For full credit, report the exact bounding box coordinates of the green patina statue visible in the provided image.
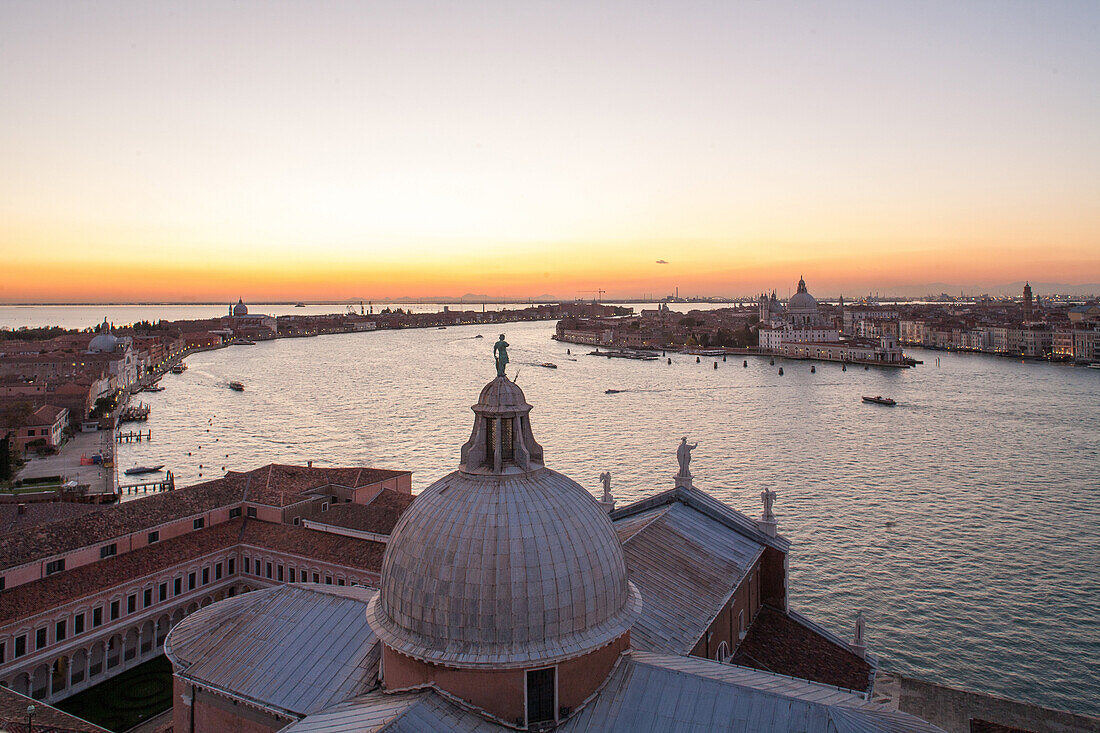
[493,334,509,377]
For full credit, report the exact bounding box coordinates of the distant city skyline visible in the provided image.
[2,1,1098,301]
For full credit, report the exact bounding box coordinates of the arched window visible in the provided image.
[715,641,729,663]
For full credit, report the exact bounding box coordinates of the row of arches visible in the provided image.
[2,552,238,675]
[2,587,238,703]
[242,553,376,588]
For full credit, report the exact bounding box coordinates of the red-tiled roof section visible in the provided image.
[0,502,105,535]
[0,521,242,623]
[30,404,67,424]
[0,519,388,623]
[730,605,872,693]
[0,474,247,572]
[0,464,410,571]
[310,490,416,535]
[237,464,410,507]
[0,686,109,732]
[239,520,387,572]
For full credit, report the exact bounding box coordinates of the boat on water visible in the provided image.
[170,364,187,374]
[229,381,245,391]
[125,464,164,476]
[145,384,165,392]
[588,350,658,361]
[605,389,623,394]
[1088,363,1100,370]
[862,395,896,406]
[235,339,256,345]
[295,302,306,307]
[474,334,484,339]
[539,363,557,369]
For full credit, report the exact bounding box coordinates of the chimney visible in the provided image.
[306,460,313,468]
[18,503,27,515]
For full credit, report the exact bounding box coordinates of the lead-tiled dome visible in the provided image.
[367,375,640,668]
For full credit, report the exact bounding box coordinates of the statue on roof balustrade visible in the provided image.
[676,437,697,479]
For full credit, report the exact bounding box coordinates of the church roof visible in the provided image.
[612,483,790,553]
[615,501,765,655]
[281,652,948,733]
[165,584,380,717]
[731,606,873,693]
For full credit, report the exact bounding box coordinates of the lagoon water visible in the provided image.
[6,308,1100,714]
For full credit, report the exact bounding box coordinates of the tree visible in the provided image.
[0,431,14,481]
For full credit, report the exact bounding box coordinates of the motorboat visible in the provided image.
[295,302,306,307]
[475,334,484,339]
[125,464,164,476]
[605,389,623,394]
[170,364,187,374]
[235,340,256,345]
[862,395,896,406]
[229,381,245,391]
[539,363,558,369]
[1088,363,1100,370]
[145,384,165,392]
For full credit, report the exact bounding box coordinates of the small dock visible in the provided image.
[117,429,152,443]
[119,403,151,422]
[118,471,175,496]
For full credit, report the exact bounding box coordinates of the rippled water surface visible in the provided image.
[9,309,1099,714]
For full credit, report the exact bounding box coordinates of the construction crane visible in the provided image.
[576,289,605,302]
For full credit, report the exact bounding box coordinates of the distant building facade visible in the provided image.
[759,278,905,365]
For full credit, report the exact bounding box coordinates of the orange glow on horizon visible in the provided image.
[2,2,1099,302]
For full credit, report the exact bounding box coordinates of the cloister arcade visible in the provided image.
[1,586,239,704]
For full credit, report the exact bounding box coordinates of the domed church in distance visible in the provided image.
[165,344,946,732]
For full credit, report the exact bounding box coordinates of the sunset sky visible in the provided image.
[2,1,1098,302]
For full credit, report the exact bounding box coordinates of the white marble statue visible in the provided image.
[599,471,612,501]
[851,610,867,658]
[761,488,777,522]
[676,438,697,478]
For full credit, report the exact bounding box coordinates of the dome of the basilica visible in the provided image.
[368,467,639,667]
[88,319,119,353]
[367,374,640,668]
[233,298,248,316]
[788,277,818,312]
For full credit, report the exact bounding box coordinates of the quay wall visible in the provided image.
[875,671,1100,733]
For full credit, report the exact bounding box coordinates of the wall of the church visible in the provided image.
[382,632,630,728]
[691,556,762,661]
[760,546,788,612]
[173,676,292,733]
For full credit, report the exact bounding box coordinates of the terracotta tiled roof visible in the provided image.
[0,521,242,623]
[0,675,109,732]
[730,605,872,692]
[0,518,388,624]
[0,475,247,572]
[234,464,410,507]
[308,490,415,535]
[239,519,387,572]
[0,464,409,571]
[29,404,67,424]
[0,502,105,535]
